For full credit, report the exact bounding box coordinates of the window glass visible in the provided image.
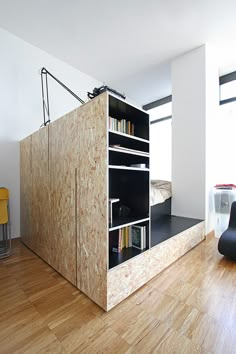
[220,80,236,102]
[149,102,172,122]
[150,119,172,181]
[215,101,236,182]
[148,101,172,181]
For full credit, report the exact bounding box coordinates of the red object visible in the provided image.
[214,184,236,189]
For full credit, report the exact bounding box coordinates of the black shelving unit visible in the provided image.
[108,94,150,269]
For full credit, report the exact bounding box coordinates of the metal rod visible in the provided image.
[220,97,236,105]
[40,67,85,127]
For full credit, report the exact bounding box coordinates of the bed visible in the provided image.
[151,180,172,220]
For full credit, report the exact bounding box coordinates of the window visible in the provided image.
[143,97,172,181]
[220,71,236,105]
[215,101,236,182]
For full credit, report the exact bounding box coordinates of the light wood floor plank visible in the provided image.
[1,235,236,353]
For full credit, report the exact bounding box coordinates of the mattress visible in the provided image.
[150,180,172,206]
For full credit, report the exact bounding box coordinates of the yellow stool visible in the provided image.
[0,188,11,258]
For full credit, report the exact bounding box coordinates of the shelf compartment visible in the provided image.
[109,169,149,224]
[109,220,150,269]
[109,147,149,158]
[109,95,149,140]
[109,246,148,270]
[109,216,150,231]
[109,149,149,167]
[109,130,149,144]
[109,131,149,154]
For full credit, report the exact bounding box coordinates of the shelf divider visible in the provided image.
[109,129,149,144]
[109,165,149,172]
[109,217,150,232]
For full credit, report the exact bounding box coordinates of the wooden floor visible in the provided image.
[1,236,236,354]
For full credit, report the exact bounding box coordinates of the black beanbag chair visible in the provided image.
[218,201,236,260]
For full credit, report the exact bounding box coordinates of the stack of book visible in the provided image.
[109,116,134,136]
[131,225,146,250]
[112,227,131,253]
[112,225,146,253]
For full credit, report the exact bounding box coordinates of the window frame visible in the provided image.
[220,71,236,105]
[143,71,236,108]
[143,95,172,125]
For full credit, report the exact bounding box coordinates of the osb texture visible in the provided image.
[78,93,108,310]
[50,110,79,285]
[31,126,52,262]
[20,135,33,248]
[107,221,205,310]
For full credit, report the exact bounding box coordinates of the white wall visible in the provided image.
[171,45,219,226]
[205,47,220,232]
[0,27,102,238]
[212,103,236,183]
[172,46,206,219]
[0,142,20,238]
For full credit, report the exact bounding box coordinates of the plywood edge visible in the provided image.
[107,221,205,310]
[77,93,108,311]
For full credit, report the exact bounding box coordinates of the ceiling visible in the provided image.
[0,0,236,105]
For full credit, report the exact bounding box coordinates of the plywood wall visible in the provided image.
[78,93,108,310]
[21,94,109,310]
[31,126,51,261]
[20,135,32,248]
[50,110,79,285]
[107,221,205,310]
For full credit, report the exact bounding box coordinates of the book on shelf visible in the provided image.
[111,226,131,253]
[130,225,146,250]
[112,229,121,253]
[109,116,134,136]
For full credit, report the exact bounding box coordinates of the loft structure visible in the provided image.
[20,92,205,311]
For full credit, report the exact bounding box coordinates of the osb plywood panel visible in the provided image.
[20,135,32,247]
[50,109,79,285]
[107,221,205,310]
[78,93,108,310]
[31,126,52,262]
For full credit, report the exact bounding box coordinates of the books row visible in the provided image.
[109,116,134,136]
[111,225,147,253]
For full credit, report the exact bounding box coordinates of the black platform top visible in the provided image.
[151,215,203,247]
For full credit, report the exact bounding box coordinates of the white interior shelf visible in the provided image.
[109,129,149,144]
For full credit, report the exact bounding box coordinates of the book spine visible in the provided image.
[129,226,132,247]
[125,227,129,248]
[141,228,144,250]
[143,227,146,249]
[122,119,125,133]
[131,123,134,136]
[118,229,122,252]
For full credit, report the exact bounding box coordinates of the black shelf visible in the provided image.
[109,131,150,153]
[109,216,149,231]
[109,130,149,145]
[109,247,148,269]
[151,215,203,247]
[108,94,150,269]
[109,95,149,140]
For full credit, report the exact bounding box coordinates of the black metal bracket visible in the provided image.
[40,67,85,127]
[87,85,126,100]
